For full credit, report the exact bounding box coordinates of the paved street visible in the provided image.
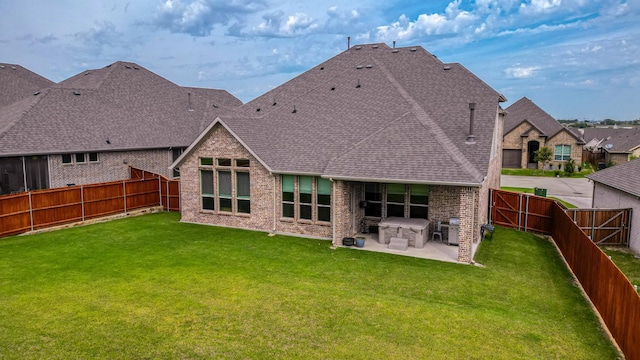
[500,175,594,208]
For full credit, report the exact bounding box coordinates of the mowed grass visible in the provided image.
[602,246,640,293]
[0,213,618,359]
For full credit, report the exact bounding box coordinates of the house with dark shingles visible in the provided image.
[587,159,640,255]
[0,61,241,195]
[171,43,506,263]
[0,63,54,108]
[502,97,584,169]
[597,127,640,165]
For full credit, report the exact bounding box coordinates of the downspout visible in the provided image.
[21,156,27,191]
[331,178,336,245]
[272,174,277,232]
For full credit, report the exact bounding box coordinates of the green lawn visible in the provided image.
[601,246,640,293]
[0,213,618,359]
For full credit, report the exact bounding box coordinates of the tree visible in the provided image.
[564,158,575,176]
[534,147,553,171]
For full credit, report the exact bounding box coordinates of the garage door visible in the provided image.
[502,149,522,168]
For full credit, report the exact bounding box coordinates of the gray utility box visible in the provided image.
[447,217,460,245]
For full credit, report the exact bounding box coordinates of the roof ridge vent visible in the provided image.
[73,90,81,96]
[392,49,399,53]
[33,91,40,96]
[410,47,417,52]
[125,65,132,69]
[11,66,16,70]
[372,45,379,49]
[355,45,362,50]
[0,65,5,69]
[443,65,451,70]
[366,64,373,69]
[356,65,363,69]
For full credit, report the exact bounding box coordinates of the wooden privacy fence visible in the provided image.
[490,189,631,246]
[0,167,179,238]
[552,205,640,360]
[490,189,639,360]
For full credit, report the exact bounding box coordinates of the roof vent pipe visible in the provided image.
[393,40,396,48]
[466,103,476,144]
[347,36,351,49]
[188,92,194,111]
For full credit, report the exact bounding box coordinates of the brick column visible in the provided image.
[332,180,351,246]
[457,186,476,263]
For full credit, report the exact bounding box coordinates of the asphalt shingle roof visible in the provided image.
[0,61,241,156]
[202,43,505,185]
[603,126,640,153]
[587,159,640,197]
[0,63,54,108]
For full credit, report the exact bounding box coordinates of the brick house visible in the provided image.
[502,97,584,169]
[587,159,640,255]
[0,61,241,194]
[172,43,506,263]
[597,127,640,165]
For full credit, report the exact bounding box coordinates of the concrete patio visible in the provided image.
[339,233,462,263]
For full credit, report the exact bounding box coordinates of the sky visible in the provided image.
[1,0,639,121]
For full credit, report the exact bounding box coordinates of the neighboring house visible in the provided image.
[0,63,54,108]
[587,159,640,255]
[172,43,506,263]
[502,97,584,168]
[598,127,640,165]
[0,61,241,194]
[581,127,634,167]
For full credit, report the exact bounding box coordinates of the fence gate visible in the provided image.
[565,208,632,246]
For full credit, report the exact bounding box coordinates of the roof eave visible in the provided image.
[321,174,484,187]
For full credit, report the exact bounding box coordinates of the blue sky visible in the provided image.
[1,0,638,120]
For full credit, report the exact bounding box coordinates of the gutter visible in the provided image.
[320,174,484,188]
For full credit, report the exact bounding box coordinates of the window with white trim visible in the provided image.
[554,144,571,161]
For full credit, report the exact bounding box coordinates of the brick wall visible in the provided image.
[546,130,582,167]
[179,124,275,232]
[179,123,333,239]
[49,149,173,188]
[503,124,582,169]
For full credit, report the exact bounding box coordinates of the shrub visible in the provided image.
[564,158,576,176]
[554,170,561,177]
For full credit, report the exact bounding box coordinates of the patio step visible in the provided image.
[388,237,409,251]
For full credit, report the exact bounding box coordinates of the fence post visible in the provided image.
[518,193,523,231]
[166,180,170,211]
[524,195,529,232]
[488,188,493,225]
[81,185,85,222]
[28,191,34,232]
[123,181,127,214]
[158,176,163,209]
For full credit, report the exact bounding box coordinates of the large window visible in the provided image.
[200,170,214,210]
[363,183,429,219]
[236,172,250,214]
[409,184,429,219]
[299,176,313,220]
[386,183,405,217]
[281,175,331,223]
[218,170,232,212]
[198,157,250,214]
[364,183,382,217]
[282,175,295,218]
[317,178,331,222]
[554,144,571,161]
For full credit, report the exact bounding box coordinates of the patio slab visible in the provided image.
[341,233,461,263]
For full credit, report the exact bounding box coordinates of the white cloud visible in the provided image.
[519,0,562,15]
[373,1,477,42]
[505,65,542,78]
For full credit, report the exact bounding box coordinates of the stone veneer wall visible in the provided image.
[503,123,582,169]
[49,149,173,188]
